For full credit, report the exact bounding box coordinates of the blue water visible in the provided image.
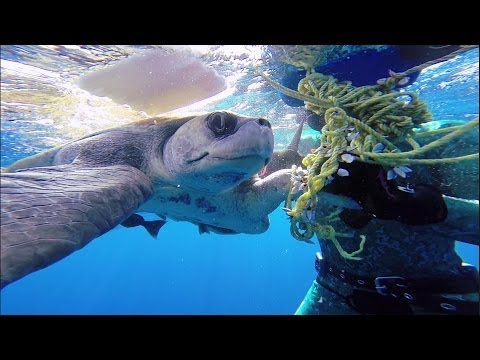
[0,210,316,314]
[0,46,478,314]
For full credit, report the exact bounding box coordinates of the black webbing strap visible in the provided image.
[315,253,480,315]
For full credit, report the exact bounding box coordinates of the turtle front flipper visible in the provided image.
[0,164,153,289]
[252,169,292,216]
[253,169,363,216]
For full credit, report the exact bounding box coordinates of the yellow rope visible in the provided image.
[314,224,366,260]
[288,108,348,219]
[361,118,479,161]
[257,70,432,141]
[255,69,333,108]
[258,47,479,260]
[385,153,479,165]
[413,124,465,138]
[406,135,421,150]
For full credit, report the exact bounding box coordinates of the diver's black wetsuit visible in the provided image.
[296,161,479,315]
[275,45,479,314]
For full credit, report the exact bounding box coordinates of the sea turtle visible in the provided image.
[1,111,295,289]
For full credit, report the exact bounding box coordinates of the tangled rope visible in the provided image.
[256,45,479,260]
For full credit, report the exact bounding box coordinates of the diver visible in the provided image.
[274,45,479,315]
[295,160,479,315]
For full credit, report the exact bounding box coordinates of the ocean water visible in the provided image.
[0,45,478,314]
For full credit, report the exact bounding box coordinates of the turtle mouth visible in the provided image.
[187,152,209,163]
[188,152,270,166]
[212,154,270,166]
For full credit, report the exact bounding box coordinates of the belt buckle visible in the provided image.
[375,276,408,296]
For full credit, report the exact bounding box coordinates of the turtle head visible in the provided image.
[163,111,273,193]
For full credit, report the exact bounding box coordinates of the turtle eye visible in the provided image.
[207,112,237,136]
